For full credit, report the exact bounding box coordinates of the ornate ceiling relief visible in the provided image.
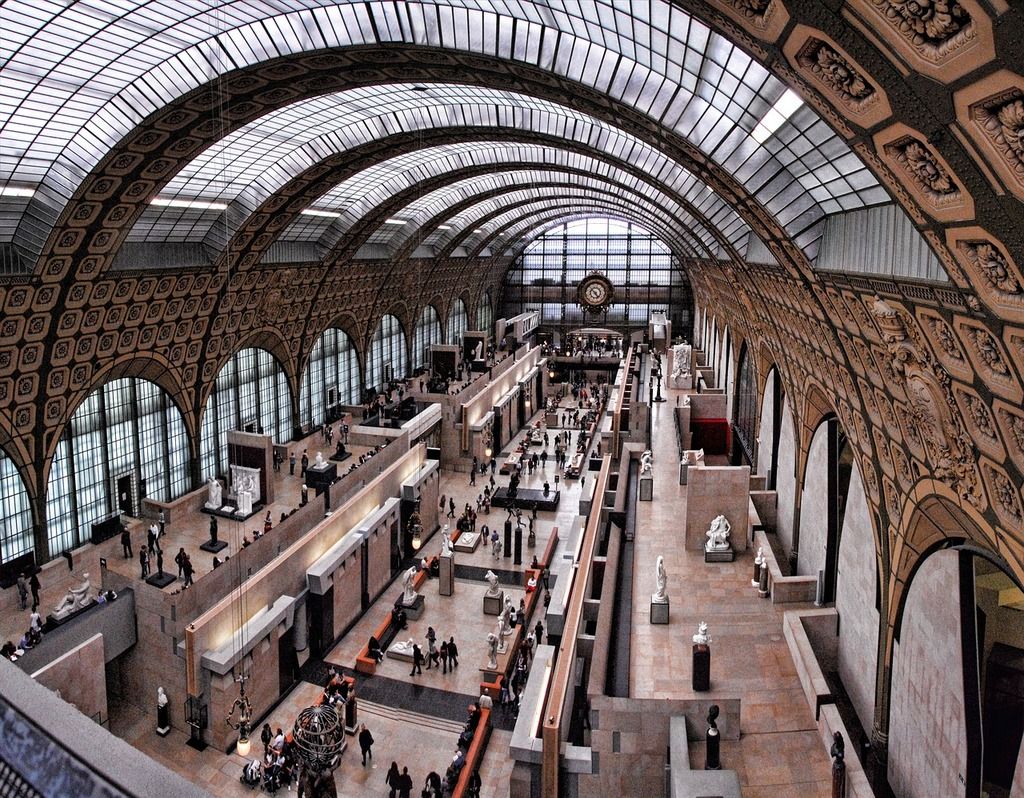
[947,232,1024,323]
[953,385,1005,460]
[994,401,1024,474]
[954,319,1022,402]
[708,0,789,40]
[872,297,983,508]
[963,84,1024,197]
[981,459,1024,533]
[876,127,973,221]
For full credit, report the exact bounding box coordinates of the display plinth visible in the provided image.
[639,475,653,501]
[705,728,721,770]
[704,545,735,563]
[650,598,669,624]
[692,644,711,692]
[344,697,358,736]
[146,572,176,588]
[453,532,480,553]
[439,554,454,597]
[199,539,228,553]
[398,594,425,620]
[483,592,504,615]
[305,462,337,492]
[156,703,170,737]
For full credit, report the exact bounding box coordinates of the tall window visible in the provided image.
[0,449,33,565]
[46,378,190,558]
[200,348,291,478]
[446,298,468,343]
[502,217,692,336]
[733,343,758,466]
[366,314,408,392]
[412,306,442,369]
[477,292,494,332]
[300,328,361,430]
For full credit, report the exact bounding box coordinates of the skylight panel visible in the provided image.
[751,89,804,144]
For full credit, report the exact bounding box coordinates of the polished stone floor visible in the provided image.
[630,383,832,798]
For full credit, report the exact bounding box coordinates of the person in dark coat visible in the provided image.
[358,724,374,765]
[410,644,423,676]
[120,525,132,558]
[398,766,413,798]
[447,637,459,668]
[29,571,40,610]
[385,762,401,798]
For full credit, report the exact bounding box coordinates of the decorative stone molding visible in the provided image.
[872,298,982,507]
[946,229,1024,324]
[953,318,1021,402]
[956,72,1024,200]
[785,28,891,127]
[953,384,1004,461]
[875,125,973,221]
[993,400,1024,475]
[916,308,973,383]
[851,0,991,82]
[981,459,1023,532]
[706,0,790,41]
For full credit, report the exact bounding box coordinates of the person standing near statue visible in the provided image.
[29,571,40,611]
[300,449,309,478]
[120,524,132,558]
[158,509,166,538]
[289,451,296,475]
[139,548,150,578]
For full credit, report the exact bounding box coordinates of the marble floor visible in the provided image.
[630,382,832,796]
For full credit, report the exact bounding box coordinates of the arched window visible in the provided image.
[733,343,757,465]
[412,305,442,369]
[0,449,33,565]
[477,292,494,332]
[46,378,189,558]
[366,315,408,391]
[200,348,291,478]
[300,328,361,430]
[447,298,468,343]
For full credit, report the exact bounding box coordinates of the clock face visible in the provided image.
[578,274,614,312]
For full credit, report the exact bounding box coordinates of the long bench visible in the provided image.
[452,707,492,798]
[355,557,438,674]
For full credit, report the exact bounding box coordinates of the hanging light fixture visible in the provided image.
[226,672,253,756]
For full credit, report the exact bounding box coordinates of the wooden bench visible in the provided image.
[452,708,492,798]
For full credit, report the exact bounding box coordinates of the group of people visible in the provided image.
[243,724,298,793]
[408,626,460,676]
[2,600,44,660]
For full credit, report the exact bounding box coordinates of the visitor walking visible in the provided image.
[425,627,437,670]
[16,573,28,610]
[358,724,374,765]
[300,449,309,477]
[121,525,132,558]
[448,636,459,668]
[398,766,413,798]
[289,451,296,475]
[385,762,401,798]
[29,571,40,610]
[439,639,450,674]
[410,644,423,676]
[182,555,194,587]
[140,548,149,578]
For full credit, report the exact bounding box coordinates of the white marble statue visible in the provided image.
[236,490,252,517]
[205,477,222,509]
[474,340,484,361]
[402,566,419,605]
[652,556,668,603]
[705,515,732,550]
[639,450,653,475]
[157,686,168,708]
[314,451,326,469]
[441,524,453,557]
[484,569,501,598]
[390,638,416,657]
[692,621,711,646]
[52,572,93,620]
[486,632,499,670]
[684,448,704,465]
[754,546,764,566]
[498,596,514,637]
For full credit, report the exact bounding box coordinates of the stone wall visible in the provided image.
[797,422,829,578]
[889,549,966,798]
[31,633,108,726]
[775,402,797,560]
[835,467,878,737]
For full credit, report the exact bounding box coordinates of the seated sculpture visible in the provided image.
[314,451,326,469]
[52,572,93,620]
[705,515,731,550]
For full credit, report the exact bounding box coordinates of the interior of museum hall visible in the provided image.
[3,2,1024,797]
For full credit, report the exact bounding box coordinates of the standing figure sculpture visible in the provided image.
[498,596,514,637]
[652,556,668,603]
[401,566,418,605]
[441,524,453,557]
[206,477,222,509]
[484,570,501,598]
[705,515,731,550]
[486,633,499,670]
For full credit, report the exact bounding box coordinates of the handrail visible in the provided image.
[611,346,634,455]
[540,455,611,798]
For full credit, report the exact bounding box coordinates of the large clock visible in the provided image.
[577,273,614,314]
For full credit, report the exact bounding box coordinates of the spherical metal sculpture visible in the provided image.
[292,704,344,772]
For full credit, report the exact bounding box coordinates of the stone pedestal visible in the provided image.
[704,544,735,563]
[504,520,512,559]
[146,571,176,589]
[483,591,504,615]
[156,703,170,737]
[692,644,711,692]
[752,560,762,587]
[514,525,523,565]
[639,475,653,501]
[705,728,721,770]
[758,566,770,599]
[650,598,669,624]
[344,697,358,736]
[399,594,425,620]
[200,539,227,553]
[439,554,454,597]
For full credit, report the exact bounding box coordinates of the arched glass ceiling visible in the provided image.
[274,142,739,256]
[2,1,887,264]
[128,89,749,253]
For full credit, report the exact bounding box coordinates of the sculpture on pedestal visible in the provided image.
[639,450,653,474]
[441,525,453,557]
[705,515,731,550]
[486,633,499,670]
[314,451,326,469]
[498,597,513,637]
[692,621,711,645]
[652,556,668,603]
[237,490,253,517]
[401,566,418,605]
[206,477,222,509]
[484,570,501,598]
[752,546,764,587]
[157,686,170,735]
[52,572,94,619]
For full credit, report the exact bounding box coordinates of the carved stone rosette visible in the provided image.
[871,298,982,508]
